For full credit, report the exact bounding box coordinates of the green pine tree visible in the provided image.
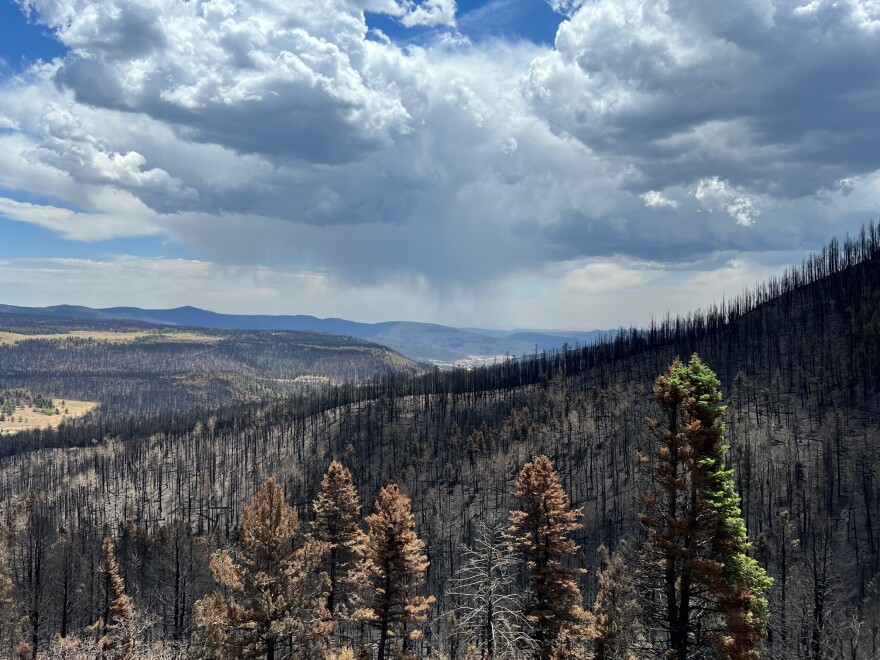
[639,355,772,659]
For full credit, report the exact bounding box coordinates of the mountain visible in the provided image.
[1,227,878,658]
[0,227,879,657]
[0,311,422,414]
[0,303,609,362]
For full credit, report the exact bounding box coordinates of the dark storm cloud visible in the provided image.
[1,0,878,288]
[525,0,880,199]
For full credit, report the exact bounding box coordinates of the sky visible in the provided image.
[0,0,877,329]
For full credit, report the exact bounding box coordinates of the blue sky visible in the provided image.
[0,1,66,72]
[0,0,877,328]
[366,0,561,44]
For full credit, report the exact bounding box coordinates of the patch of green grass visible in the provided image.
[33,407,58,416]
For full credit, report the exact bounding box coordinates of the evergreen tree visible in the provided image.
[193,477,332,660]
[639,355,772,660]
[508,455,587,660]
[313,460,362,619]
[588,542,640,660]
[86,537,135,660]
[354,483,434,660]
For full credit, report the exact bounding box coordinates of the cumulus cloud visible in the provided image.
[641,190,678,209]
[26,103,197,210]
[0,0,878,315]
[23,0,417,164]
[398,0,457,27]
[525,0,880,197]
[694,177,761,227]
[544,0,584,16]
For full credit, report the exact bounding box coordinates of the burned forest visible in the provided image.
[0,226,879,659]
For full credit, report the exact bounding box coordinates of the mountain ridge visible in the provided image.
[0,303,608,362]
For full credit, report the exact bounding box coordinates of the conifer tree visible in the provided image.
[508,455,587,660]
[639,355,772,660]
[313,461,362,619]
[354,483,434,660]
[86,537,135,660]
[589,543,639,660]
[193,477,332,660]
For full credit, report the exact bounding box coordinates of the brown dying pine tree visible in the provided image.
[639,355,772,660]
[588,542,640,660]
[313,460,362,620]
[508,455,588,660]
[86,536,135,660]
[354,483,434,660]
[193,477,333,660]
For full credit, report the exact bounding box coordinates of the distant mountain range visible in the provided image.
[0,304,610,363]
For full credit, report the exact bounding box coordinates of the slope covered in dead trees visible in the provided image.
[0,317,422,416]
[0,225,878,657]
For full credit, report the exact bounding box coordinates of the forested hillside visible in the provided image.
[0,226,878,658]
[0,304,609,364]
[0,317,422,415]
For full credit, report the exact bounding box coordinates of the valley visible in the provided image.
[0,304,610,364]
[2,0,876,655]
[0,315,422,416]
[0,228,877,658]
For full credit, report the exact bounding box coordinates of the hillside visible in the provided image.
[0,227,878,658]
[0,314,422,414]
[0,303,609,363]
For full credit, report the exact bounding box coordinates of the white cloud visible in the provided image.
[0,0,878,318]
[0,255,450,323]
[562,260,659,293]
[0,253,796,328]
[24,0,415,164]
[641,190,679,208]
[694,177,761,227]
[27,103,197,209]
[545,0,584,16]
[524,0,880,199]
[0,197,162,240]
[399,0,457,27]
[794,0,880,29]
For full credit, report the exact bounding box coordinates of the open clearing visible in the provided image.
[0,330,218,345]
[0,399,99,435]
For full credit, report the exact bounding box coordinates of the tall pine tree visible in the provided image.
[508,455,587,660]
[588,542,640,660]
[86,537,135,660]
[313,461,362,620]
[354,483,433,660]
[193,477,332,660]
[639,355,772,659]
